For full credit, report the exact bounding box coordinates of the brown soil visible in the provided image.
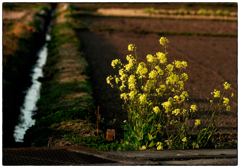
[75,16,237,144]
[81,17,237,35]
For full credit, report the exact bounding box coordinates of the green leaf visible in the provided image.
[124,132,129,141]
[136,122,141,134]
[121,125,129,131]
[142,123,148,133]
[132,129,138,137]
[148,141,155,148]
[135,141,142,148]
[130,135,137,143]
[147,115,154,123]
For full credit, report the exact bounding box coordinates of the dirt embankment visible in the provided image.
[76,16,237,143]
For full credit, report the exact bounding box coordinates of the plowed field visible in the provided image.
[76,16,237,143]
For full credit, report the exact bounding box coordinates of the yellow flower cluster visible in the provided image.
[111,59,122,69]
[139,94,147,104]
[136,62,148,79]
[181,91,189,97]
[172,60,187,69]
[174,95,180,101]
[172,109,180,116]
[156,84,167,95]
[195,119,201,126]
[153,106,160,114]
[126,54,133,61]
[128,75,136,90]
[159,37,169,46]
[223,97,229,106]
[120,93,128,100]
[106,75,114,88]
[166,73,179,85]
[166,64,174,72]
[156,142,163,150]
[182,137,187,142]
[223,82,231,90]
[119,83,126,91]
[155,66,164,76]
[156,52,167,63]
[181,61,187,69]
[128,44,135,51]
[190,105,197,112]
[211,89,220,98]
[178,80,184,90]
[146,54,155,63]
[142,80,155,92]
[115,76,120,84]
[180,73,188,81]
[118,69,123,75]
[124,62,133,71]
[129,90,137,100]
[174,60,182,68]
[141,145,146,150]
[149,70,158,79]
[162,101,172,113]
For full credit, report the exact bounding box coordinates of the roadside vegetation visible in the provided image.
[106,38,236,150]
[145,8,237,17]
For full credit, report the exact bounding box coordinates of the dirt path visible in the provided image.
[76,29,237,142]
[81,17,237,35]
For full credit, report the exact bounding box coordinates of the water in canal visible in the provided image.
[13,33,51,143]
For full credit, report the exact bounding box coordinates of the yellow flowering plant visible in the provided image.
[106,37,234,150]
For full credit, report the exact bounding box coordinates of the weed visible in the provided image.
[143,7,155,15]
[106,37,234,150]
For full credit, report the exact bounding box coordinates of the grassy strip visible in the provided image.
[144,8,237,17]
[23,4,115,149]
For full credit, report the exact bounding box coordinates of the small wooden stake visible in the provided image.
[106,129,115,141]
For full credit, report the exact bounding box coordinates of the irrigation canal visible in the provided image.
[13,32,50,144]
[3,7,55,148]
